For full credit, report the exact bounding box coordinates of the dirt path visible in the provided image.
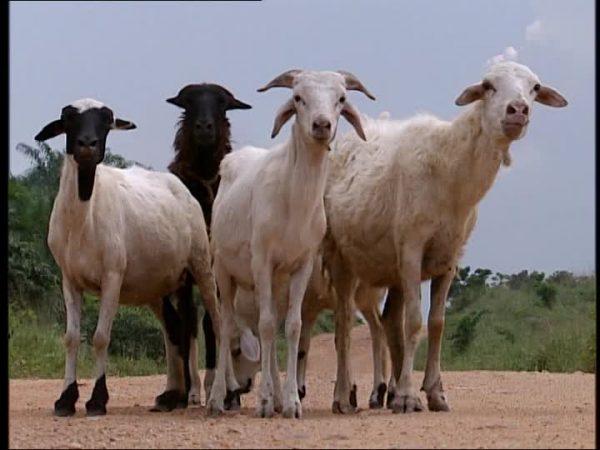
[9,326,595,449]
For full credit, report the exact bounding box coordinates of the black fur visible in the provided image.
[85,374,109,416]
[166,84,251,377]
[54,381,79,417]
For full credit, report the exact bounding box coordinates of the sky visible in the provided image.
[9,0,595,292]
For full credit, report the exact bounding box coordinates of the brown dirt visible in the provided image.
[9,325,596,449]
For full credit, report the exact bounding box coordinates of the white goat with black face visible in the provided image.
[324,61,568,414]
[35,99,220,417]
[207,70,375,418]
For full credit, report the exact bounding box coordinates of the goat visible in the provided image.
[35,98,220,417]
[324,61,568,414]
[159,83,251,411]
[207,69,374,419]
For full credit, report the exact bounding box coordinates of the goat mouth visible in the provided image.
[501,121,527,140]
[311,133,332,144]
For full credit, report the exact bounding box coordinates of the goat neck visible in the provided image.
[283,123,330,216]
[446,103,509,210]
[55,156,95,227]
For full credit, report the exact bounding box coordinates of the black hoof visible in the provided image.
[54,381,79,417]
[369,382,387,409]
[298,385,306,401]
[150,389,185,412]
[85,375,109,416]
[349,384,357,408]
[85,401,107,416]
[224,389,241,411]
[386,389,395,409]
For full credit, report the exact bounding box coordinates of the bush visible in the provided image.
[536,283,557,308]
[81,298,165,363]
[449,310,487,354]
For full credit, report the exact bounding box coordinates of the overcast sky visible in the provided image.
[9,1,595,281]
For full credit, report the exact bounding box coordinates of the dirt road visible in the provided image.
[9,326,595,449]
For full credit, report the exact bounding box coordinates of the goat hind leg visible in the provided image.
[421,272,454,412]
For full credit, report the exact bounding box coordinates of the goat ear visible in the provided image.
[535,85,568,107]
[270,98,296,138]
[341,101,367,141]
[455,83,486,106]
[240,328,260,362]
[337,70,376,100]
[226,97,252,111]
[35,119,65,141]
[112,118,137,130]
[257,69,302,92]
[166,95,187,109]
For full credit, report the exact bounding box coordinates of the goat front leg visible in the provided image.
[253,255,277,418]
[86,271,122,416]
[206,261,236,416]
[421,270,454,412]
[330,253,359,414]
[282,258,313,418]
[54,276,83,417]
[391,251,425,414]
[296,307,319,403]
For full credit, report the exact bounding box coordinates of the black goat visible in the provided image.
[153,83,251,412]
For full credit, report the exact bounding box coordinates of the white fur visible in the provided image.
[70,98,105,112]
[324,61,568,413]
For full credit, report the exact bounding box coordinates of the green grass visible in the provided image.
[9,276,596,379]
[413,277,596,373]
[9,305,166,379]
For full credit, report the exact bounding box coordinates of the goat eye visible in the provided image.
[231,348,241,358]
[339,96,346,104]
[294,95,302,103]
[533,83,541,92]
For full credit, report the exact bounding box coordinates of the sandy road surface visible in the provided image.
[9,326,595,449]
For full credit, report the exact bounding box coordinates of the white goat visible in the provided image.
[207,70,375,418]
[324,61,568,414]
[35,99,220,416]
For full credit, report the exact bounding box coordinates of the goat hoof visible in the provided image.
[426,393,450,412]
[282,401,302,419]
[85,402,107,416]
[206,398,224,417]
[349,384,358,408]
[54,381,79,417]
[85,375,109,416]
[256,398,275,418]
[385,389,395,409]
[150,389,181,412]
[224,389,241,411]
[369,382,387,409]
[188,390,201,406]
[298,385,306,401]
[331,400,356,415]
[391,394,424,414]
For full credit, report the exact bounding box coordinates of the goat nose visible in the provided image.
[312,118,331,131]
[506,101,529,116]
[77,136,98,147]
[196,120,213,131]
